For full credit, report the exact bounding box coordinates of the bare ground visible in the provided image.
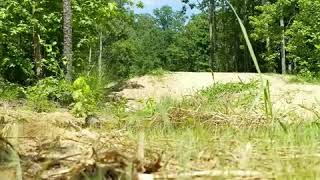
[1,72,320,179]
[119,72,320,119]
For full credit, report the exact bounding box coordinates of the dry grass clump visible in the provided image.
[168,107,267,128]
[0,109,163,180]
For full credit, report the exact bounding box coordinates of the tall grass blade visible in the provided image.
[263,80,273,120]
[224,0,261,75]
[225,0,275,120]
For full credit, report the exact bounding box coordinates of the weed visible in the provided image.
[26,93,57,112]
[287,74,320,84]
[198,81,258,114]
[71,76,100,117]
[147,68,169,77]
[25,77,73,112]
[0,81,25,101]
[263,80,273,120]
[200,81,257,99]
[110,98,128,121]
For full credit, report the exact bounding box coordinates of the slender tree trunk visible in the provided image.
[33,32,42,78]
[63,0,73,81]
[222,1,228,72]
[98,31,103,79]
[280,15,286,74]
[88,46,92,65]
[288,62,292,73]
[262,0,271,71]
[243,0,249,72]
[208,0,216,76]
[213,0,217,71]
[32,3,42,78]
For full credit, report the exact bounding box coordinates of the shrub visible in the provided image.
[71,76,99,117]
[0,80,25,101]
[26,77,73,112]
[24,76,103,115]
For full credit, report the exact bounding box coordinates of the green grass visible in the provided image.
[0,82,25,101]
[99,81,320,178]
[147,68,169,77]
[1,79,320,178]
[287,75,320,84]
[142,123,320,178]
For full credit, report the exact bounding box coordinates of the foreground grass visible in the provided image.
[142,123,320,179]
[1,81,320,179]
[103,81,320,179]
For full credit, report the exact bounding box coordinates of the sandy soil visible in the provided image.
[119,72,320,119]
[1,73,320,179]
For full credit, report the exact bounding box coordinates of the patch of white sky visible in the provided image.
[133,0,200,17]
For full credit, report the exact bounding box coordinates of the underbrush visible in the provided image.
[25,76,106,116]
[26,77,72,112]
[0,75,107,116]
[0,81,25,101]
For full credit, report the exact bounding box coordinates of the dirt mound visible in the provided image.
[118,72,320,119]
[118,72,256,101]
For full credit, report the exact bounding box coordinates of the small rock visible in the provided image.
[84,114,101,128]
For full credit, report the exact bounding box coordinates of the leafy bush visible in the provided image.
[26,77,73,112]
[71,76,100,117]
[24,76,102,115]
[0,80,25,101]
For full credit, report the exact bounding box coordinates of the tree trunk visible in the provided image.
[280,15,286,74]
[88,46,92,65]
[33,32,42,78]
[208,0,216,74]
[262,0,271,67]
[63,0,73,81]
[222,1,228,72]
[243,0,249,72]
[98,31,103,79]
[32,3,42,78]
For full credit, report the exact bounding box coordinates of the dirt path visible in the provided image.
[119,72,320,119]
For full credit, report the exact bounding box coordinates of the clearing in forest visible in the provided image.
[120,72,320,119]
[1,72,320,179]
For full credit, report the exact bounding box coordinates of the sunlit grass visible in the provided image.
[101,81,320,178]
[287,75,320,84]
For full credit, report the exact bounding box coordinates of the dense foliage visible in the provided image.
[1,0,320,83]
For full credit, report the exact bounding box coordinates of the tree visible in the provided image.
[250,0,296,73]
[154,5,186,31]
[167,13,209,71]
[286,0,320,76]
[0,0,63,84]
[63,0,73,81]
[208,0,217,73]
[280,12,286,74]
[181,0,217,72]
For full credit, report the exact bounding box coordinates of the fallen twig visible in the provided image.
[152,170,265,179]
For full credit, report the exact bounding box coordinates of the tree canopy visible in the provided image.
[1,0,320,84]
